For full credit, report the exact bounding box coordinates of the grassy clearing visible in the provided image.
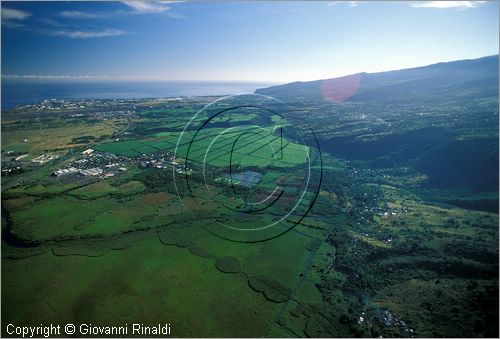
[6,182,80,196]
[2,119,123,153]
[94,136,178,157]
[69,180,145,199]
[185,127,308,168]
[171,222,311,286]
[1,237,280,337]
[9,192,173,241]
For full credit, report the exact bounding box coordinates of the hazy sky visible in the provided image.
[1,1,498,83]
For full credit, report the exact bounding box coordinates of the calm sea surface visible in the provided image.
[1,81,277,110]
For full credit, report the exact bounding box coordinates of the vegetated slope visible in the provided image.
[255,55,499,103]
[256,55,499,211]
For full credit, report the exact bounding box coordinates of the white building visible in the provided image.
[81,149,94,156]
[79,168,103,176]
[53,167,79,176]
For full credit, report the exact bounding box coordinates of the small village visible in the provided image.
[49,147,190,183]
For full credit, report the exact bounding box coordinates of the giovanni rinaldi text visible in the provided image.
[6,323,172,337]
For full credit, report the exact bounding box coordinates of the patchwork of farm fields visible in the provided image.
[95,126,309,168]
[2,90,498,338]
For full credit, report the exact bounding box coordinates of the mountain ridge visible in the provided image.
[255,55,499,103]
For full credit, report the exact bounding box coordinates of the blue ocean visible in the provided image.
[1,80,276,110]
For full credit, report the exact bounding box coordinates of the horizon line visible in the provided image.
[2,53,498,84]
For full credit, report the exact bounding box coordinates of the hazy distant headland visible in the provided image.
[1,80,278,110]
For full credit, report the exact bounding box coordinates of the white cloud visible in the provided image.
[49,29,127,39]
[2,8,31,20]
[166,11,187,19]
[122,0,172,13]
[2,7,31,28]
[411,1,487,9]
[327,1,359,7]
[59,10,103,19]
[2,20,25,28]
[39,18,68,28]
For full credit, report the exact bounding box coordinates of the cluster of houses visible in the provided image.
[52,149,120,178]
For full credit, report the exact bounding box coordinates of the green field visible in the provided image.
[2,88,498,338]
[95,126,309,168]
